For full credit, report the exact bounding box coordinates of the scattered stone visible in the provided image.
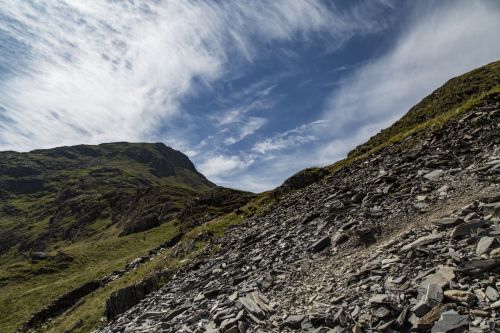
[310,235,331,253]
[238,292,272,322]
[413,284,444,317]
[369,294,388,304]
[414,304,449,331]
[423,170,444,180]
[491,248,500,259]
[451,220,486,238]
[485,286,499,302]
[431,310,468,333]
[282,314,306,329]
[431,217,463,228]
[373,306,391,318]
[402,233,443,251]
[420,266,456,291]
[476,236,496,255]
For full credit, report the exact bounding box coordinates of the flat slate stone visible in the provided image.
[485,286,499,302]
[443,290,474,303]
[459,259,500,273]
[424,170,445,180]
[431,217,463,228]
[476,236,495,255]
[282,314,306,329]
[451,220,486,238]
[431,310,468,333]
[419,266,455,292]
[402,233,443,251]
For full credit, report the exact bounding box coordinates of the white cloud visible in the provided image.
[321,0,500,140]
[224,117,267,146]
[228,1,500,192]
[198,154,254,178]
[0,0,351,151]
[252,120,326,154]
[215,99,272,126]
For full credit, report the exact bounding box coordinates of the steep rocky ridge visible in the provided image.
[95,66,500,333]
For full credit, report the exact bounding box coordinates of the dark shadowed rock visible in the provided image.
[310,235,331,253]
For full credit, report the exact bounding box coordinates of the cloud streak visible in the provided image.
[252,120,326,154]
[0,0,377,151]
[321,0,500,144]
[2,1,497,194]
[212,0,500,192]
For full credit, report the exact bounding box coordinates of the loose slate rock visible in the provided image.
[451,220,486,238]
[424,170,445,180]
[413,284,443,317]
[402,233,443,251]
[431,310,468,333]
[443,290,474,303]
[414,304,449,332]
[420,266,455,291]
[431,217,463,228]
[485,286,499,302]
[238,292,272,322]
[282,314,306,329]
[476,236,496,255]
[309,235,331,253]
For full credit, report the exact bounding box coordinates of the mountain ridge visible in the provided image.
[93,61,500,333]
[0,142,256,333]
[96,72,500,333]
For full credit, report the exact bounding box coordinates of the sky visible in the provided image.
[0,1,499,192]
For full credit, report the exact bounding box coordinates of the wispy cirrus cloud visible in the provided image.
[252,120,326,154]
[318,0,500,158]
[223,117,267,146]
[212,0,500,192]
[0,0,386,151]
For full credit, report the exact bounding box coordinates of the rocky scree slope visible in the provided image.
[97,83,500,331]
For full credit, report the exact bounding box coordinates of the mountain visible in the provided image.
[0,142,213,251]
[0,142,256,332]
[1,61,499,333]
[94,62,499,333]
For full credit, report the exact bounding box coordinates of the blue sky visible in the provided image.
[0,1,499,192]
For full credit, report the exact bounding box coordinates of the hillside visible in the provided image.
[0,142,256,332]
[93,63,500,333]
[1,61,499,333]
[0,142,214,252]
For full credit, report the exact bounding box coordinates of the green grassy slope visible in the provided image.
[43,193,273,333]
